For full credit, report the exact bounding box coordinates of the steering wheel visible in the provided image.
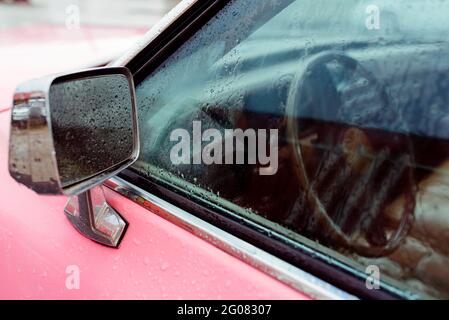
[285,52,416,257]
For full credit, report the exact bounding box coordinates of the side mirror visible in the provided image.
[9,67,139,196]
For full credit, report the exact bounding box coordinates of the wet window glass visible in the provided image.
[134,0,449,298]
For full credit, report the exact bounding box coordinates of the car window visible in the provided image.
[133,0,449,298]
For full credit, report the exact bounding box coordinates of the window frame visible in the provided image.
[117,0,414,299]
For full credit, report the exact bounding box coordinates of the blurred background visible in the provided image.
[0,0,181,29]
[0,0,181,109]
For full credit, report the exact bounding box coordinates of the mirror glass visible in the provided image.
[49,74,134,188]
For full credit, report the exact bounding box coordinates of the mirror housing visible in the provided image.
[8,67,139,196]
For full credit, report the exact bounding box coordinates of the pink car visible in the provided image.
[2,0,449,300]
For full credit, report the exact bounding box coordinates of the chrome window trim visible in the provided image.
[105,176,357,300]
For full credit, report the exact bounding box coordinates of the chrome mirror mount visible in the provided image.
[65,186,128,248]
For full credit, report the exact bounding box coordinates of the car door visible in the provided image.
[2,0,449,300]
[0,0,332,300]
[110,0,449,299]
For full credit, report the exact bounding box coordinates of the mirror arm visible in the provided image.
[64,186,128,248]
